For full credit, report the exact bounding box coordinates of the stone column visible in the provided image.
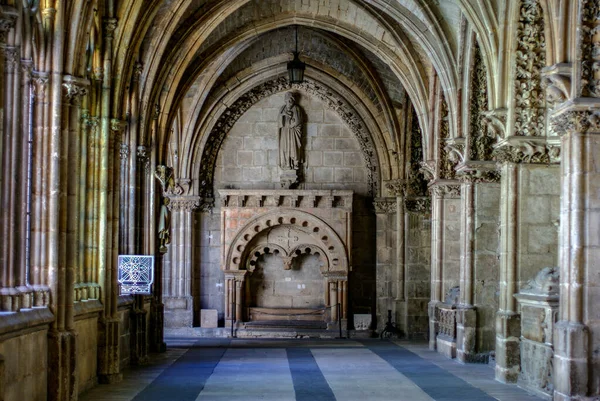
[223,270,247,327]
[455,167,500,363]
[373,197,397,331]
[550,108,600,400]
[163,195,200,327]
[428,182,461,350]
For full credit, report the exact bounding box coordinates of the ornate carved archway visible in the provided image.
[219,189,351,327]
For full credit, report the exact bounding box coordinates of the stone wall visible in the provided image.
[516,165,560,285]
[198,90,374,326]
[442,197,462,296]
[405,212,432,338]
[75,315,99,394]
[0,328,48,401]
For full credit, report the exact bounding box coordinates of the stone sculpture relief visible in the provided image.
[278,92,303,188]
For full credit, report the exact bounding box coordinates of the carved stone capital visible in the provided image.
[62,75,90,105]
[429,183,461,198]
[32,71,49,100]
[0,6,18,44]
[166,196,201,213]
[4,46,18,72]
[120,143,130,160]
[456,161,501,183]
[137,146,151,172]
[103,18,118,39]
[550,108,600,135]
[404,197,431,213]
[385,179,406,197]
[373,197,396,214]
[581,0,600,98]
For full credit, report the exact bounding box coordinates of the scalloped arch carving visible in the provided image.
[224,209,348,274]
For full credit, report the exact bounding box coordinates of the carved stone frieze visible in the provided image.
[373,197,396,214]
[430,184,461,198]
[459,170,500,184]
[166,196,201,213]
[492,140,553,164]
[198,76,379,199]
[550,109,600,135]
[581,0,600,97]
[514,0,547,137]
[404,197,431,213]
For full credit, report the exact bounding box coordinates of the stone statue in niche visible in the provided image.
[158,198,170,253]
[278,92,303,188]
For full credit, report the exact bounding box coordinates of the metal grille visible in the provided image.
[118,255,154,295]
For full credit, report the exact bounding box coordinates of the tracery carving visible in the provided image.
[373,198,396,214]
[198,76,379,199]
[514,0,547,136]
[469,41,493,161]
[581,0,600,97]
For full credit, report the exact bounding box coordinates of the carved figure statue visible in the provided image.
[278,92,303,170]
[158,198,170,253]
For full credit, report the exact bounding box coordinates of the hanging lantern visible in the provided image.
[287,26,305,84]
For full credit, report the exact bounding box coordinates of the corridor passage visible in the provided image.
[80,338,543,401]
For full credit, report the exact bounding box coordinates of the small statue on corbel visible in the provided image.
[157,198,170,253]
[278,92,304,189]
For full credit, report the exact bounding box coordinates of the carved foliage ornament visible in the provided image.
[430,184,461,198]
[550,110,600,134]
[373,198,396,214]
[167,197,201,212]
[581,0,600,98]
[198,76,379,198]
[404,197,431,213]
[409,108,428,196]
[492,142,559,164]
[514,0,547,136]
[438,98,456,179]
[469,41,493,161]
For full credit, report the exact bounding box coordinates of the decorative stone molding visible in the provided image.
[581,0,600,98]
[456,161,501,183]
[404,197,431,213]
[198,76,379,199]
[513,0,547,137]
[373,197,396,214]
[430,184,461,198]
[166,196,201,212]
[420,160,436,181]
[219,189,352,211]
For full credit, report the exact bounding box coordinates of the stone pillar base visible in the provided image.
[47,330,77,401]
[98,318,122,384]
[552,321,589,400]
[436,335,456,358]
[495,311,521,383]
[428,301,439,350]
[150,301,166,353]
[456,306,477,363]
[164,296,193,328]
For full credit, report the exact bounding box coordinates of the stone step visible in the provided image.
[244,320,328,330]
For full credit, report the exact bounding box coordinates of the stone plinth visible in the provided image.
[515,267,559,399]
[201,309,219,328]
